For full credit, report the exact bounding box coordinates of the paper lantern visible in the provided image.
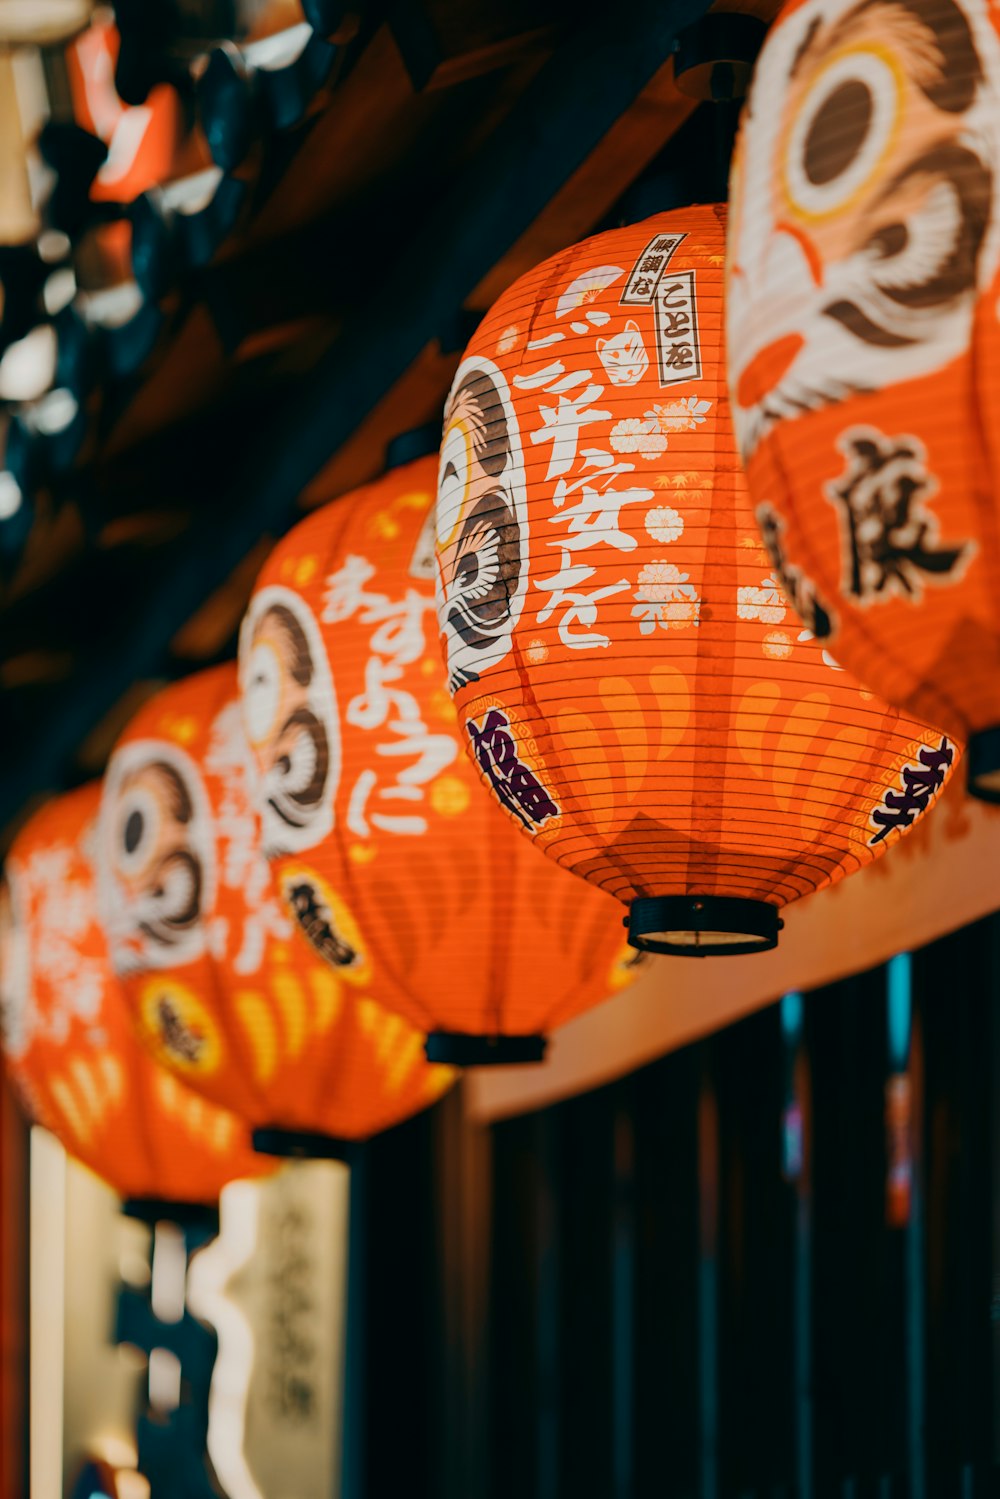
[238,444,640,1064]
[95,663,454,1150]
[0,783,265,1204]
[433,204,957,956]
[726,0,1000,798]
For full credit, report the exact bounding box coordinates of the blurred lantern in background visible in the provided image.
[240,442,640,1064]
[0,782,266,1205]
[726,0,1000,800]
[96,663,454,1151]
[434,205,957,957]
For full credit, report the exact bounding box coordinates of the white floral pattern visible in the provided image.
[609,417,667,457]
[647,397,712,433]
[644,505,684,543]
[632,561,701,633]
[737,574,787,624]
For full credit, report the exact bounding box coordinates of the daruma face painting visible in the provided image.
[728,0,1000,457]
[97,665,454,1142]
[436,205,959,955]
[240,586,339,858]
[436,356,530,693]
[727,0,1000,795]
[1,784,266,1203]
[98,737,216,975]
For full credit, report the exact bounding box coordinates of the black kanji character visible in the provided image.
[287,882,357,967]
[829,431,972,602]
[869,737,954,845]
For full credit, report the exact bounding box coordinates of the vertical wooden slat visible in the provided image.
[698,1047,720,1499]
[0,1080,28,1499]
[611,1096,635,1499]
[633,1044,700,1499]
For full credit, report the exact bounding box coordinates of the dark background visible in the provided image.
[356,916,999,1499]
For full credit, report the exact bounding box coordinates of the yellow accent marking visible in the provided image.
[70,1057,101,1130]
[51,1077,90,1145]
[307,968,342,1034]
[273,971,308,1057]
[235,990,279,1083]
[97,1052,125,1107]
[386,1031,422,1095]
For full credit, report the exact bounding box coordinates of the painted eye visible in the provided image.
[867,180,963,294]
[274,710,329,811]
[244,640,283,747]
[152,850,202,930]
[116,786,161,875]
[437,417,473,550]
[454,528,501,604]
[785,49,900,217]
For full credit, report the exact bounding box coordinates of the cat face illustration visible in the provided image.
[99,742,216,975]
[436,355,529,692]
[728,0,1000,459]
[597,320,649,386]
[239,586,339,857]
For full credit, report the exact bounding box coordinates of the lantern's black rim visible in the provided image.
[424,1031,547,1066]
[252,1126,359,1163]
[386,422,441,470]
[121,1198,219,1229]
[627,896,782,957]
[967,727,1000,804]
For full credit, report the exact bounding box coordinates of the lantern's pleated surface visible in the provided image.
[239,455,639,1037]
[0,784,265,1202]
[726,0,1000,771]
[433,205,956,923]
[96,665,454,1138]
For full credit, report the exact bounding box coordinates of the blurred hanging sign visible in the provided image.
[468,777,1000,1120]
[187,1161,350,1499]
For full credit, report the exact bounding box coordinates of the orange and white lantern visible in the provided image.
[239,447,640,1064]
[434,205,957,955]
[96,664,454,1149]
[727,0,1000,798]
[0,783,265,1203]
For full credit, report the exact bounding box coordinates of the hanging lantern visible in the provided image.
[0,783,266,1204]
[96,662,455,1147]
[433,204,957,957]
[238,442,640,1064]
[726,0,1000,798]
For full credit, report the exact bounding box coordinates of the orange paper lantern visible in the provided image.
[726,0,1000,797]
[433,205,957,956]
[95,663,454,1150]
[0,783,265,1204]
[239,444,640,1064]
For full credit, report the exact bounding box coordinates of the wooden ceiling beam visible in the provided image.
[0,0,714,829]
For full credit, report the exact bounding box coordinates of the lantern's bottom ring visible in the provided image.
[121,1198,219,1229]
[252,1126,359,1163]
[967,727,1000,804]
[424,1031,547,1066]
[627,896,782,957]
